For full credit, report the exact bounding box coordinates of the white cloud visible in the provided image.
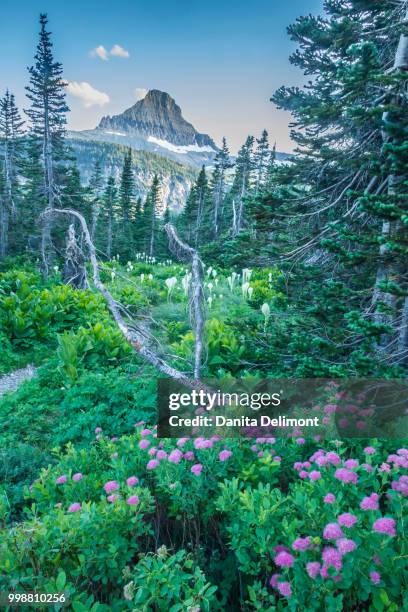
[66,81,110,108]
[110,44,130,58]
[134,88,148,101]
[90,45,109,61]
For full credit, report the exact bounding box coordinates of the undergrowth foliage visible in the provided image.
[0,261,407,610]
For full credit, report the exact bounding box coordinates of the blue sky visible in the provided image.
[0,0,323,152]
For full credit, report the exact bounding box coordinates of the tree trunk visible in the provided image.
[42,208,209,391]
[0,199,8,259]
[63,224,88,289]
[41,101,55,277]
[164,223,206,380]
[373,4,408,353]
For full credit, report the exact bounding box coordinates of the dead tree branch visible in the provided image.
[41,208,207,390]
[164,223,206,379]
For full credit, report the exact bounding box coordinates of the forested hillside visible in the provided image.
[0,2,407,610]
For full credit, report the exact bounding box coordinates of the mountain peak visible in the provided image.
[98,89,216,149]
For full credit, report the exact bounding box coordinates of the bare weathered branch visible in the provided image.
[41,208,207,390]
[164,223,206,380]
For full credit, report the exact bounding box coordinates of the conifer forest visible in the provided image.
[0,3,407,610]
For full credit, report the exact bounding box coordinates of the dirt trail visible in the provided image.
[0,365,37,397]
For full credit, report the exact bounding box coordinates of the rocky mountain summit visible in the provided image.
[99,89,216,149]
[71,90,218,167]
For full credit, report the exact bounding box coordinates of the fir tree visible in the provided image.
[88,160,103,239]
[231,135,254,235]
[210,138,233,238]
[119,148,135,223]
[98,176,117,260]
[180,166,210,246]
[25,13,69,273]
[132,196,144,251]
[0,91,24,257]
[254,129,269,194]
[268,0,408,367]
[117,148,135,258]
[144,174,161,256]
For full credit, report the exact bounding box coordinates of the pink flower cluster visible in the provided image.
[391,475,408,497]
[360,493,379,510]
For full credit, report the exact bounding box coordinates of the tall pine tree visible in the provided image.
[0,91,24,257]
[25,13,69,273]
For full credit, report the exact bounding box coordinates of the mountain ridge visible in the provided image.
[98,89,217,150]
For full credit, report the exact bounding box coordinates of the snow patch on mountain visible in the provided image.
[104,130,127,137]
[147,136,216,155]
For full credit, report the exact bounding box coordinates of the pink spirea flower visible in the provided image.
[126,476,139,487]
[323,523,344,540]
[292,537,311,551]
[107,494,118,503]
[156,450,167,460]
[277,582,292,598]
[322,547,343,570]
[191,463,203,476]
[372,517,396,537]
[309,470,321,481]
[324,404,337,415]
[337,513,357,527]
[362,463,374,473]
[310,450,324,461]
[72,473,83,482]
[324,493,336,504]
[299,470,308,479]
[147,459,159,470]
[326,452,341,466]
[95,427,102,434]
[194,437,206,449]
[344,459,359,469]
[294,462,302,471]
[296,438,305,445]
[392,475,408,497]
[370,571,381,585]
[139,439,150,450]
[274,551,294,568]
[269,573,281,588]
[379,463,391,473]
[219,450,232,462]
[56,475,67,485]
[335,468,358,484]
[258,451,264,458]
[306,562,321,579]
[336,538,357,555]
[360,494,379,510]
[140,428,152,437]
[183,451,194,461]
[176,437,189,447]
[126,495,139,506]
[104,480,119,493]
[68,503,81,513]
[364,446,376,455]
[168,449,183,464]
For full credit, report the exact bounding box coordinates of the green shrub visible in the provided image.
[123,548,217,611]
